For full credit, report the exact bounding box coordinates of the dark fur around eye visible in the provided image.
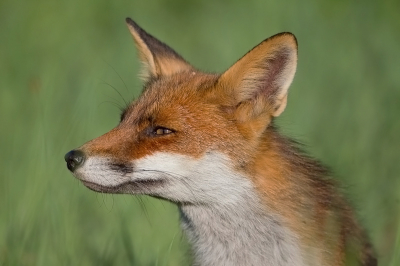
[147,126,175,137]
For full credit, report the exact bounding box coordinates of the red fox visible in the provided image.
[65,18,377,266]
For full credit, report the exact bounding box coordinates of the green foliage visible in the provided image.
[1,0,399,265]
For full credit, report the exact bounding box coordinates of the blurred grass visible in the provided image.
[0,0,399,265]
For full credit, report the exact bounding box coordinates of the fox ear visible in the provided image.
[126,18,193,80]
[218,33,297,118]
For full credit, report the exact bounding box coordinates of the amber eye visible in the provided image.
[152,127,174,136]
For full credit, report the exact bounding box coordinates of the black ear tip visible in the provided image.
[125,17,142,32]
[126,17,136,26]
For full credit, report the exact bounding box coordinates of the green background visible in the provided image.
[1,0,399,265]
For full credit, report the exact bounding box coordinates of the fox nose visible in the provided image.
[64,150,85,172]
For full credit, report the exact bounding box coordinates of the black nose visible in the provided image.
[64,150,85,172]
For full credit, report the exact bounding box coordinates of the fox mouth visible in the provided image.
[81,179,165,194]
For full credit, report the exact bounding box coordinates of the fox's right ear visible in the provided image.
[126,18,193,81]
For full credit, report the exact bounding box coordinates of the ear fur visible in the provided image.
[218,32,298,119]
[126,18,193,80]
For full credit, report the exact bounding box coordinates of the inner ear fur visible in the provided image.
[218,32,298,120]
[126,18,193,80]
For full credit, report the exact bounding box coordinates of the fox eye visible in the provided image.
[152,126,174,136]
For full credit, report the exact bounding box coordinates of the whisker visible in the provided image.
[109,194,115,212]
[98,100,124,111]
[137,195,152,226]
[102,59,130,98]
[99,172,116,212]
[123,182,153,226]
[99,80,128,107]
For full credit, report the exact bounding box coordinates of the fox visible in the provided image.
[65,18,377,266]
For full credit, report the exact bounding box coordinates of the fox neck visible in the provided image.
[178,181,304,266]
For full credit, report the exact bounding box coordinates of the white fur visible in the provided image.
[73,157,130,186]
[74,152,304,266]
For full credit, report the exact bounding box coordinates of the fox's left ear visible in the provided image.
[126,18,193,80]
[218,33,297,119]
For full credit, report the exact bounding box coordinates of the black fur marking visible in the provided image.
[82,179,165,194]
[109,163,134,174]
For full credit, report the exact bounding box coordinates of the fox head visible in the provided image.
[65,18,297,205]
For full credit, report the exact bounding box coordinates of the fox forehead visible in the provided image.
[121,72,220,125]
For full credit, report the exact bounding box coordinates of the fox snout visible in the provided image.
[64,150,85,172]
